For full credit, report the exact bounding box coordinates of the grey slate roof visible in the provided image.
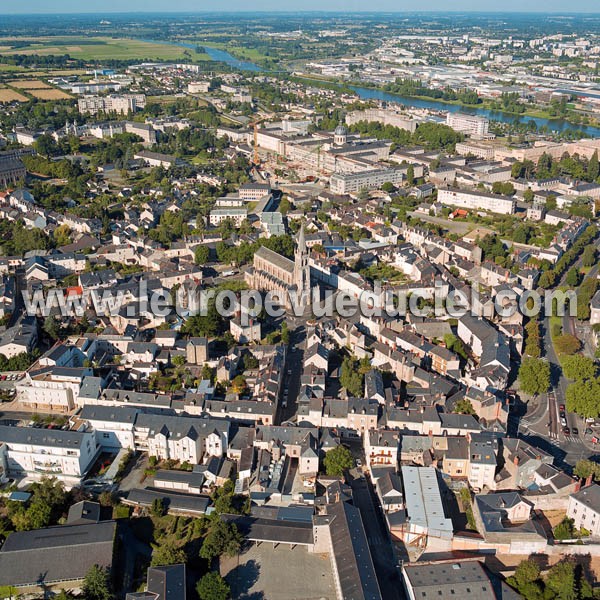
[0,521,116,587]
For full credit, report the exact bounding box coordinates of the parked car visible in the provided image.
[572,427,579,435]
[563,427,571,435]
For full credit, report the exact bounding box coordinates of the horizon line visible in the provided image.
[2,9,600,15]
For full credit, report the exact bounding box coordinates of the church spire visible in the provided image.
[297,222,306,255]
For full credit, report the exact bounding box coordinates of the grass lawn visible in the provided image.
[0,37,211,62]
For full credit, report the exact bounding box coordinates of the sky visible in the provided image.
[2,0,600,14]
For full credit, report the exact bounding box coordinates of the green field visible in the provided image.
[0,37,211,62]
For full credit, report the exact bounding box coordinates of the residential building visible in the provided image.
[78,94,146,115]
[567,484,600,537]
[438,188,515,215]
[446,113,490,138]
[0,425,98,486]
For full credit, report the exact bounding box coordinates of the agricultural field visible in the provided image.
[8,79,51,89]
[0,86,28,102]
[0,37,212,62]
[28,88,72,100]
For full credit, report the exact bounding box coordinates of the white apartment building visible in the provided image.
[78,404,137,450]
[330,168,405,195]
[239,183,272,201]
[124,122,157,144]
[17,367,93,412]
[364,429,400,473]
[77,94,146,115]
[0,425,97,486]
[455,141,496,160]
[438,187,515,214]
[567,484,600,536]
[188,81,211,94]
[345,108,419,133]
[134,414,228,464]
[209,207,247,226]
[446,112,490,138]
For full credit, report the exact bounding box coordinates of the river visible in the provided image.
[350,85,600,137]
[145,38,600,137]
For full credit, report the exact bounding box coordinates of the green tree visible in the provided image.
[561,355,596,381]
[82,565,113,600]
[566,378,600,419]
[553,517,576,540]
[518,357,550,396]
[281,321,290,345]
[196,572,230,600]
[555,334,581,356]
[43,316,61,341]
[151,498,166,517]
[582,245,597,267]
[194,245,210,265]
[323,445,354,477]
[588,150,599,182]
[406,164,415,186]
[565,268,581,287]
[573,459,600,481]
[523,188,535,203]
[200,519,242,560]
[453,399,475,415]
[506,560,543,600]
[545,561,577,600]
[340,356,364,397]
[151,540,187,567]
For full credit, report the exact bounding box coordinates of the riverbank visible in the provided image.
[345,79,600,128]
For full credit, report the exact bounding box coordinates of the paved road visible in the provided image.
[519,316,596,470]
[348,474,406,600]
[277,321,305,424]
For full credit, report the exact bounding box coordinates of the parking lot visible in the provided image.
[221,543,336,600]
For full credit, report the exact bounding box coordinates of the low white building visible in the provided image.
[438,187,515,215]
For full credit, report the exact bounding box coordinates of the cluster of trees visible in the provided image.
[349,119,464,151]
[0,350,41,372]
[576,275,598,321]
[151,127,227,160]
[477,234,508,264]
[384,78,482,106]
[339,355,371,398]
[506,559,595,600]
[490,91,526,114]
[524,319,542,358]
[215,235,294,266]
[512,150,600,184]
[0,220,50,256]
[491,181,516,196]
[6,477,67,532]
[181,281,248,339]
[539,225,597,290]
[518,357,551,396]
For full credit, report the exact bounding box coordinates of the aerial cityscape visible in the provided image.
[3,6,600,600]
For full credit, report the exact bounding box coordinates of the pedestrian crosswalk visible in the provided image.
[548,436,584,446]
